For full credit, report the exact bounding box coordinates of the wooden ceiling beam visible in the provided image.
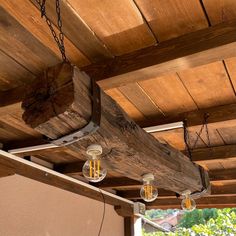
[0,20,236,109]
[117,184,236,200]
[82,20,236,89]
[209,168,236,182]
[145,196,236,209]
[21,63,208,194]
[192,145,236,163]
[139,103,236,128]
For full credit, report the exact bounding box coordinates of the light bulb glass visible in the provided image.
[140,181,158,202]
[181,194,196,212]
[82,156,107,182]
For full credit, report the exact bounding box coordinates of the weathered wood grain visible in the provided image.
[21,63,207,194]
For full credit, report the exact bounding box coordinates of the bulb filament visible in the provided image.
[185,195,191,209]
[144,184,153,200]
[89,158,101,179]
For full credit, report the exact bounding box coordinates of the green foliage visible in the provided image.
[178,208,218,228]
[145,209,179,220]
[143,208,236,236]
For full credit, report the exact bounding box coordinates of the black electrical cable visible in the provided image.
[98,188,106,236]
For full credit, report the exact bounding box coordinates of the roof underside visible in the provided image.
[0,0,236,209]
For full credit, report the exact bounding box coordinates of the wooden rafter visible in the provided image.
[192,145,236,163]
[139,103,236,128]
[21,63,209,194]
[82,20,236,89]
[145,196,236,210]
[117,184,236,200]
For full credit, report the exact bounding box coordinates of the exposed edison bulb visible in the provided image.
[82,144,107,182]
[140,173,158,202]
[181,190,196,212]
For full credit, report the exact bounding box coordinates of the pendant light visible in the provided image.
[140,173,158,202]
[82,144,107,182]
[181,190,196,212]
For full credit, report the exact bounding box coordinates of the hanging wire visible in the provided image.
[36,0,68,62]
[98,188,106,236]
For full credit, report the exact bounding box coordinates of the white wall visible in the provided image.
[0,175,124,236]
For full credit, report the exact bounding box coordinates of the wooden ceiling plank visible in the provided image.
[21,63,207,194]
[203,0,236,25]
[67,0,156,55]
[105,88,147,123]
[224,57,236,92]
[30,0,113,62]
[82,20,236,89]
[0,51,34,91]
[0,0,90,67]
[178,61,236,109]
[118,83,164,119]
[0,7,60,74]
[134,0,209,41]
[152,128,185,150]
[138,74,198,116]
[216,126,236,145]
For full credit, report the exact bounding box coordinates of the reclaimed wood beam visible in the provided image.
[53,145,236,180]
[21,63,208,194]
[82,20,236,89]
[0,150,133,210]
[92,168,236,189]
[145,196,236,209]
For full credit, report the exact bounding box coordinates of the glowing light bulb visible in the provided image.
[140,173,158,202]
[181,190,196,212]
[82,144,107,182]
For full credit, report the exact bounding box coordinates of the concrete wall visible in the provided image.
[0,175,124,236]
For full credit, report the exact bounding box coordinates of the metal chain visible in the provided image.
[183,113,211,161]
[204,113,211,148]
[183,119,192,161]
[36,0,67,62]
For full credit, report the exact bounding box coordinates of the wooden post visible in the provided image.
[124,217,134,236]
[22,63,209,194]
